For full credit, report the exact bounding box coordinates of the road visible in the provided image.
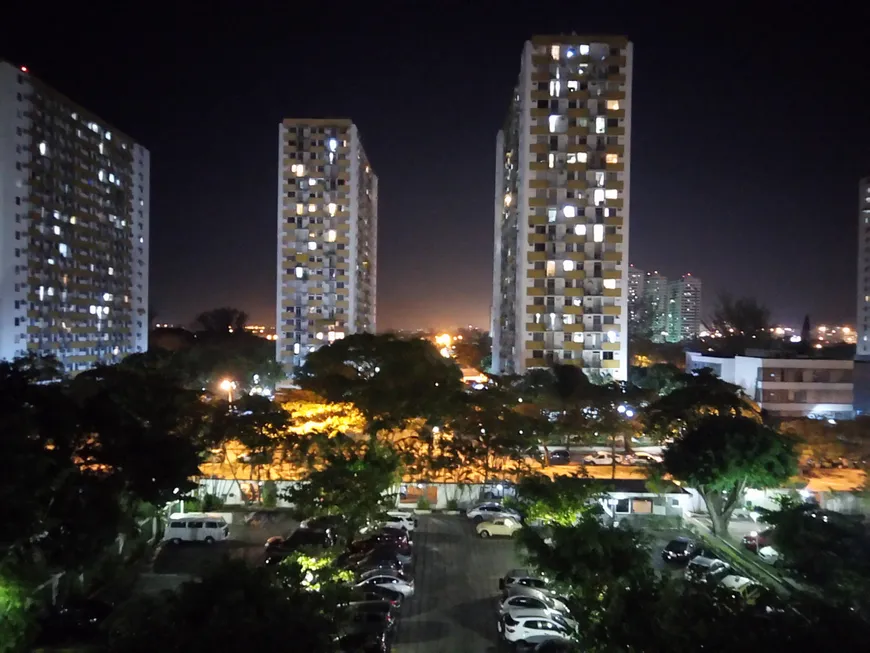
[395,514,520,653]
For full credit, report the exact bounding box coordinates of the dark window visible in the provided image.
[205,521,219,528]
[188,521,203,529]
[171,522,186,528]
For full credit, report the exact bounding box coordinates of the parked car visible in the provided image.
[719,575,764,604]
[500,569,550,592]
[500,609,572,646]
[358,568,413,582]
[466,502,521,523]
[345,548,407,573]
[685,556,731,585]
[742,529,774,553]
[344,600,397,634]
[348,587,405,609]
[163,514,229,544]
[504,585,572,613]
[35,599,113,646]
[661,537,700,564]
[630,451,662,465]
[381,511,417,532]
[349,535,412,559]
[498,594,576,628]
[477,516,523,539]
[757,545,781,565]
[547,449,571,465]
[355,573,415,597]
[583,452,624,466]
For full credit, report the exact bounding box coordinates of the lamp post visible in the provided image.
[219,378,236,403]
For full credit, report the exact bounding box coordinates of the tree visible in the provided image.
[453,329,491,370]
[514,475,601,526]
[295,333,463,438]
[709,294,772,354]
[642,367,760,442]
[661,414,798,535]
[193,306,249,333]
[282,435,401,539]
[105,559,338,653]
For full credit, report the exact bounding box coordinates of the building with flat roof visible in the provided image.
[491,35,633,381]
[686,351,853,420]
[0,61,149,371]
[276,119,377,377]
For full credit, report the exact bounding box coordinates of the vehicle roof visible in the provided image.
[505,568,533,577]
[167,513,225,520]
[689,556,722,567]
[358,575,410,583]
[720,575,756,590]
[508,609,564,621]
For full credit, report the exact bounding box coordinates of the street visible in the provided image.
[395,514,521,653]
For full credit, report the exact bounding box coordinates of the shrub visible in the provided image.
[202,493,225,511]
[416,497,431,511]
[445,498,459,511]
[261,481,278,509]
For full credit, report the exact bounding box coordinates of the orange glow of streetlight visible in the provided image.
[219,378,236,402]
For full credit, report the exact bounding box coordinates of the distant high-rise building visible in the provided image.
[627,265,647,336]
[666,274,702,342]
[491,36,633,381]
[276,119,377,377]
[0,61,149,371]
[644,272,668,343]
[858,177,870,359]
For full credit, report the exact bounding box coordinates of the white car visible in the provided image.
[719,575,764,603]
[355,573,415,597]
[757,545,780,565]
[505,585,572,613]
[583,452,624,466]
[498,594,576,627]
[500,569,550,593]
[630,451,663,465]
[477,517,523,538]
[500,609,573,645]
[466,502,520,523]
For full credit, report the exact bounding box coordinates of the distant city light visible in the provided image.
[20,66,28,73]
[789,335,801,343]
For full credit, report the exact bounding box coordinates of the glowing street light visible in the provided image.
[219,378,237,403]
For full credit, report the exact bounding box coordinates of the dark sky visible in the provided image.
[4,2,870,330]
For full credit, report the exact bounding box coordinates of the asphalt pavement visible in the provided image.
[394,514,521,653]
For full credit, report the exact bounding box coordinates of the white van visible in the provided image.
[163,513,229,544]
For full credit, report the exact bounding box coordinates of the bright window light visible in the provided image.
[593,224,605,242]
[108,267,114,275]
[548,153,555,169]
[604,279,617,289]
[605,189,619,199]
[593,189,605,205]
[295,266,304,278]
[98,170,105,182]
[551,45,560,60]
[576,152,588,163]
[563,205,577,218]
[39,141,47,156]
[307,241,317,251]
[293,343,301,354]
[563,260,575,272]
[103,292,113,301]
[607,330,618,343]
[59,243,68,257]
[308,203,316,213]
[296,204,304,215]
[548,115,560,133]
[546,261,556,277]
[595,116,606,134]
[295,165,305,177]
[549,80,561,97]
[579,44,590,55]
[573,332,583,343]
[567,80,578,91]
[328,138,338,152]
[327,229,336,242]
[574,224,587,236]
[606,153,619,164]
[548,208,558,223]
[606,100,620,110]
[328,202,337,216]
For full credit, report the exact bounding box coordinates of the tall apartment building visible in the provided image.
[0,62,149,371]
[857,177,870,358]
[666,274,702,342]
[491,36,633,381]
[644,271,668,342]
[627,264,645,334]
[276,119,377,376]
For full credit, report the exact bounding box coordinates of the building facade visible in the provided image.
[491,36,632,381]
[686,352,854,420]
[644,271,668,342]
[0,62,149,371]
[276,119,377,376]
[666,274,702,342]
[627,264,645,335]
[857,177,870,358]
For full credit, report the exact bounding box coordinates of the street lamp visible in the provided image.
[219,378,236,403]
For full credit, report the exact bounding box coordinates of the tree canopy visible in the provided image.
[662,414,798,534]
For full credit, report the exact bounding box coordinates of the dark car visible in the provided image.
[375,526,412,545]
[349,587,404,609]
[547,450,571,465]
[264,528,336,565]
[349,535,412,557]
[661,537,699,564]
[349,548,408,573]
[36,599,113,646]
[742,529,774,553]
[685,556,731,585]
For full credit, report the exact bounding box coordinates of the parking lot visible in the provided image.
[394,514,521,653]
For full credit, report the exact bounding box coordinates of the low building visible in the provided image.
[686,351,854,420]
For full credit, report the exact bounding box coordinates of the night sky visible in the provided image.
[3,2,869,330]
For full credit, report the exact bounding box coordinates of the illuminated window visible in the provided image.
[295,267,304,278]
[573,332,583,343]
[606,100,620,111]
[549,80,561,97]
[327,229,336,242]
[579,44,590,55]
[593,189,605,205]
[293,343,300,354]
[99,142,104,155]
[567,80,579,91]
[548,153,555,169]
[574,224,587,236]
[546,261,556,277]
[53,225,60,235]
[328,138,338,152]
[296,204,304,215]
[548,208,558,223]
[605,189,619,199]
[595,171,606,187]
[103,292,113,301]
[59,243,68,257]
[563,205,577,218]
[308,241,317,251]
[315,332,324,340]
[563,260,575,272]
[328,202,337,216]
[567,152,587,164]
[606,153,619,164]
[295,165,305,177]
[38,141,47,156]
[593,224,605,242]
[308,203,316,213]
[551,45,560,60]
[604,279,617,289]
[607,330,618,343]
[548,115,560,133]
[98,170,105,182]
[108,267,114,275]
[595,116,606,134]
[290,164,298,174]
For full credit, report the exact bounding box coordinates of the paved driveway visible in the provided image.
[395,514,521,653]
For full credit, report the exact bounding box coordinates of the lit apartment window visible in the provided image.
[308,203,316,213]
[295,267,304,278]
[327,229,336,242]
[567,152,587,164]
[546,261,556,277]
[296,203,304,215]
[606,100,620,111]
[563,260,575,272]
[579,44,590,55]
[548,115,560,133]
[573,332,583,343]
[548,208,558,223]
[328,202,337,216]
[593,224,605,242]
[604,189,618,199]
[308,241,317,251]
[605,153,619,164]
[595,116,606,134]
[551,45,560,60]
[549,80,561,97]
[567,80,579,91]
[563,205,577,218]
[593,189,605,205]
[548,153,555,169]
[574,224,586,236]
[604,279,617,289]
[607,330,618,343]
[39,141,47,156]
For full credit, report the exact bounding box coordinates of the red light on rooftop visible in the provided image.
[20,66,28,73]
